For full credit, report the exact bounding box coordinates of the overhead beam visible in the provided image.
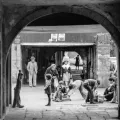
[22,25,108,33]
[2,0,120,6]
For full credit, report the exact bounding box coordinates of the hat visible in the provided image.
[63,57,69,62]
[59,81,64,84]
[50,64,56,68]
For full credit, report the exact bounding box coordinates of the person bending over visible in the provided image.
[83,79,100,104]
[67,80,86,100]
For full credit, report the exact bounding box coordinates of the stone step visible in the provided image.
[71,70,82,74]
[72,74,82,81]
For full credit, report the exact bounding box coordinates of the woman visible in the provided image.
[45,64,59,99]
[44,74,52,106]
[62,58,72,87]
[75,55,80,70]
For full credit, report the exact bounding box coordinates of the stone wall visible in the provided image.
[96,33,111,88]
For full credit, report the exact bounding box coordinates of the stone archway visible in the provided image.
[2,5,120,118]
[5,5,120,57]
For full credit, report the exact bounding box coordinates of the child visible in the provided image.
[12,70,24,108]
[53,81,67,102]
[44,74,52,106]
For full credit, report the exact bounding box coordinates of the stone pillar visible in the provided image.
[11,35,21,83]
[96,33,111,88]
[0,17,3,119]
[118,50,120,118]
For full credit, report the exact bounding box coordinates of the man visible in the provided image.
[104,77,115,101]
[83,79,100,104]
[12,70,24,108]
[27,56,38,87]
[67,80,86,99]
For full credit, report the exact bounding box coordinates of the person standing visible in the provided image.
[62,58,72,87]
[27,56,38,87]
[44,74,52,106]
[83,79,100,104]
[75,55,80,70]
[45,64,59,98]
[12,70,24,108]
[62,52,70,64]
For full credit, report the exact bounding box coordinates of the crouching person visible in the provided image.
[44,74,52,106]
[83,79,100,104]
[67,80,86,100]
[12,70,24,108]
[103,77,115,101]
[53,81,67,102]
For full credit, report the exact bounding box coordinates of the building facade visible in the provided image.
[11,28,116,87]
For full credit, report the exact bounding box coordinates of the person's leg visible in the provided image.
[46,94,51,106]
[104,93,114,101]
[29,73,32,87]
[83,84,90,102]
[104,88,108,95]
[33,73,37,87]
[89,89,94,104]
[84,84,94,103]
[79,83,86,99]
[53,91,58,100]
[12,89,17,107]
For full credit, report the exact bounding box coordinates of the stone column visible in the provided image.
[96,33,111,88]
[11,35,21,83]
[0,17,3,119]
[118,50,120,118]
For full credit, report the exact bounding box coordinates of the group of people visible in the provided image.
[44,62,101,106]
[44,53,101,106]
[12,53,118,108]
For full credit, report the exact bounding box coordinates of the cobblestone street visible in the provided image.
[4,85,118,120]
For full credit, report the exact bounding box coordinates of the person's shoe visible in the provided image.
[18,105,24,108]
[90,102,96,104]
[45,103,51,106]
[12,106,15,108]
[85,100,89,103]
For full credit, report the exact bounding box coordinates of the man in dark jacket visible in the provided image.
[83,79,100,104]
[12,70,24,108]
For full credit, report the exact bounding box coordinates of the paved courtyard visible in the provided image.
[4,85,118,120]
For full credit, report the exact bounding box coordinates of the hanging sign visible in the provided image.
[49,34,58,42]
[58,34,65,41]
[49,33,65,42]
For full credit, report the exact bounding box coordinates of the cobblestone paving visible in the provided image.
[4,86,119,120]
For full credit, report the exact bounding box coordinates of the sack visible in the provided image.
[98,95,104,103]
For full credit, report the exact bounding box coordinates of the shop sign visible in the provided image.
[49,33,65,42]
